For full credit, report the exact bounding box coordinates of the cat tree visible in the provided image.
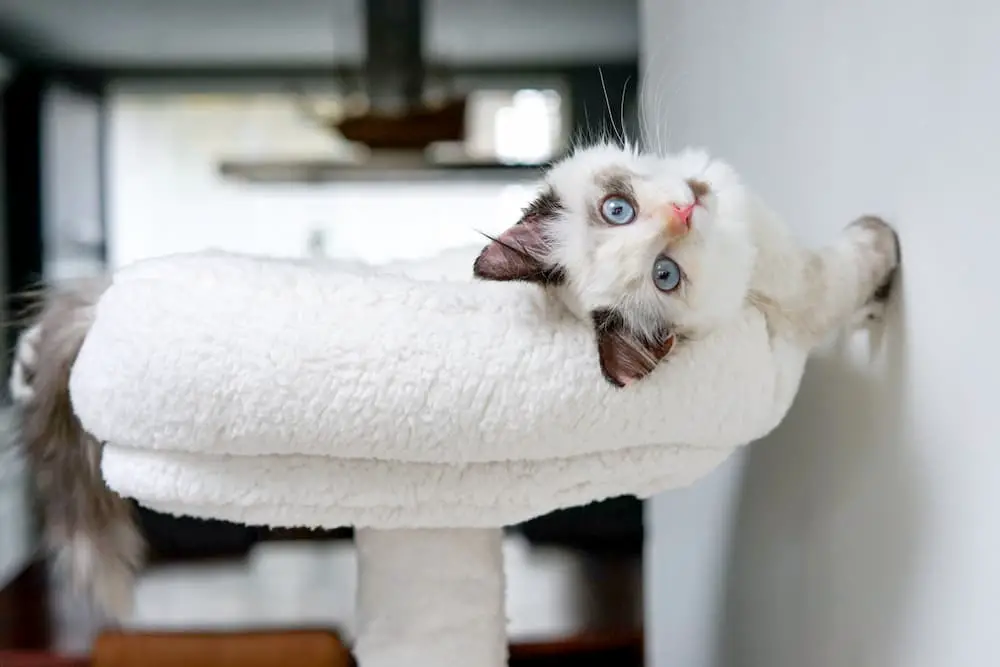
[67,248,865,667]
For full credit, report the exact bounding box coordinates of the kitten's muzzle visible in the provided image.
[660,202,694,237]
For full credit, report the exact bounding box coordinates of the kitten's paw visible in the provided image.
[851,299,889,327]
[847,215,901,321]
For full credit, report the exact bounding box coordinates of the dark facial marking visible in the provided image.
[591,308,676,388]
[598,173,637,200]
[473,189,567,285]
[686,179,710,200]
[525,188,564,221]
[589,171,638,227]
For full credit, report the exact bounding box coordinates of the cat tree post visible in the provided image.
[354,528,506,667]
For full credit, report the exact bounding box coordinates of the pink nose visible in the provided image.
[671,202,696,227]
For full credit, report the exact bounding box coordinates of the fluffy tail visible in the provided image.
[9,278,144,618]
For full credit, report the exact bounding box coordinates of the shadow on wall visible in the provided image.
[718,283,928,667]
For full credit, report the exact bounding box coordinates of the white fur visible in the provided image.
[535,144,896,345]
[540,144,757,341]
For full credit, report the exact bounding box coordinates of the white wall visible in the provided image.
[642,1,1000,667]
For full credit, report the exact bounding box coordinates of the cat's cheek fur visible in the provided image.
[673,224,758,331]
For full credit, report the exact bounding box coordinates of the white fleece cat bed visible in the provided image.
[70,251,810,667]
[72,253,807,521]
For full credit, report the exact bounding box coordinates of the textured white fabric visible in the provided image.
[70,251,810,529]
[99,442,731,528]
[354,527,506,667]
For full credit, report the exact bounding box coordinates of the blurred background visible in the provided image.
[0,1,646,666]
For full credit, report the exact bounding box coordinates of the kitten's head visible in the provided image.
[474,143,756,387]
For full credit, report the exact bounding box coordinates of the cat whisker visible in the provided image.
[598,67,625,147]
[476,230,532,258]
[619,74,632,149]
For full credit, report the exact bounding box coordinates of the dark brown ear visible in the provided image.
[592,309,676,388]
[473,190,565,284]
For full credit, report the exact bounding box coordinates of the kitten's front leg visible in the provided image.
[768,216,900,344]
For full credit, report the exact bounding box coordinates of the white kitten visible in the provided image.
[474,143,900,386]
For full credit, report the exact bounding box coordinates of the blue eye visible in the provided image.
[600,195,637,225]
[652,255,682,292]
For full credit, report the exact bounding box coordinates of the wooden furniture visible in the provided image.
[1,631,641,667]
[0,652,88,667]
[90,629,352,667]
[0,630,352,667]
